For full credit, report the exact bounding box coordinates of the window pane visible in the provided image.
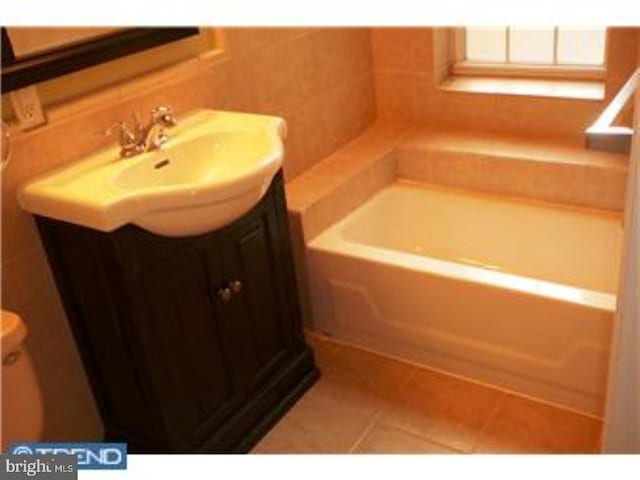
[465,27,507,63]
[557,27,606,66]
[509,27,554,64]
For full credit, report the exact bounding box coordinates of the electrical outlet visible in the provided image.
[9,86,46,130]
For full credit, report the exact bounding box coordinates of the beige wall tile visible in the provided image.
[1,196,41,262]
[281,111,307,182]
[2,245,55,314]
[346,29,374,77]
[292,33,325,103]
[396,130,628,211]
[527,161,588,205]
[410,28,435,74]
[475,155,537,198]
[322,74,377,155]
[305,167,375,238]
[372,28,415,72]
[298,97,335,170]
[396,147,433,181]
[429,151,484,189]
[369,152,397,187]
[317,29,371,92]
[432,28,453,83]
[223,56,260,112]
[583,165,628,211]
[375,72,417,121]
[32,330,103,442]
[604,27,639,103]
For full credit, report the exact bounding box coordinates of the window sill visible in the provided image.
[440,76,605,101]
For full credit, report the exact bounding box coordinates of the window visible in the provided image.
[454,27,607,80]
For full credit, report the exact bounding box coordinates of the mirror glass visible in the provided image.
[1,27,200,93]
[6,28,126,59]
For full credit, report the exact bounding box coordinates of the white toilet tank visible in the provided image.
[1,310,44,452]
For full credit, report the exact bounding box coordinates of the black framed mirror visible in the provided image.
[1,27,199,93]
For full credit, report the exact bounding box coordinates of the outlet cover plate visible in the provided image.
[9,86,46,130]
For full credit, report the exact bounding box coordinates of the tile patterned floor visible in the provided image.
[252,332,602,454]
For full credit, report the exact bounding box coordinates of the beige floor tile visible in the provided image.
[253,343,417,453]
[379,367,504,452]
[252,375,379,453]
[353,423,460,454]
[474,394,602,454]
[254,337,602,455]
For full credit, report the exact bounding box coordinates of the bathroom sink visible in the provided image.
[18,109,286,236]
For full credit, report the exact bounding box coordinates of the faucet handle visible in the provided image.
[105,121,137,146]
[105,121,145,157]
[151,106,177,126]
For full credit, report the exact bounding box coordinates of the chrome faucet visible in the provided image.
[106,106,178,158]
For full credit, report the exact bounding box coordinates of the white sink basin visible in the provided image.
[18,109,286,236]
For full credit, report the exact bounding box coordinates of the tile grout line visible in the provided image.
[348,362,419,454]
[470,391,507,454]
[371,417,468,454]
[348,409,384,454]
[377,366,471,454]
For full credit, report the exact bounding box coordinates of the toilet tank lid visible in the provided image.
[1,310,27,352]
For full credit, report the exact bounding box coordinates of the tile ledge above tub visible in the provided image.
[396,129,628,213]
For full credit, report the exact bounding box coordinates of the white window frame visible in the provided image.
[452,27,607,81]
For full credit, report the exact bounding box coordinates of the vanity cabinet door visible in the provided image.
[135,240,243,450]
[215,206,300,396]
[202,183,307,449]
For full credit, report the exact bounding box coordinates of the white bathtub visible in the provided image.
[307,181,623,416]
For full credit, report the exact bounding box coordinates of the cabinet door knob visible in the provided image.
[217,287,232,303]
[2,350,21,366]
[229,280,243,294]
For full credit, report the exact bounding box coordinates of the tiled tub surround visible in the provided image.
[253,332,602,453]
[1,28,376,442]
[286,122,628,417]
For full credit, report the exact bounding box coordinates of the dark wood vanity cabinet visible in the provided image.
[36,171,319,452]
